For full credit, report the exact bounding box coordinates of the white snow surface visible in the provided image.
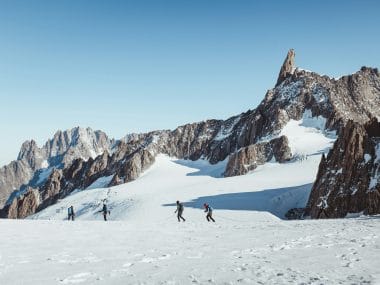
[0,153,379,284]
[280,110,336,157]
[86,175,115,190]
[364,153,372,163]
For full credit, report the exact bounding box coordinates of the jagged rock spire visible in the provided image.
[276,49,295,86]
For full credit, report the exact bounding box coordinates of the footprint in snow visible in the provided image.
[59,272,96,284]
[140,257,156,263]
[158,254,171,260]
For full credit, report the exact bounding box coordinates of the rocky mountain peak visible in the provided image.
[276,49,296,86]
[17,140,43,170]
[17,140,38,160]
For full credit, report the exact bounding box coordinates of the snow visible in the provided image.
[0,175,380,284]
[280,110,336,157]
[0,154,379,283]
[86,175,114,190]
[276,80,303,102]
[41,160,49,169]
[369,175,379,190]
[364,153,372,163]
[31,154,320,221]
[375,143,380,164]
[36,167,54,185]
[214,116,240,141]
[311,83,328,103]
[368,143,380,191]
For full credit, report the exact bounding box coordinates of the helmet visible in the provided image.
[204,203,207,207]
[176,200,179,204]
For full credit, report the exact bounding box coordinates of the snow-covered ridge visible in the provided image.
[275,80,303,102]
[214,116,241,141]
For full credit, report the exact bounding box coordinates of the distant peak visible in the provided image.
[276,49,296,87]
[17,140,38,161]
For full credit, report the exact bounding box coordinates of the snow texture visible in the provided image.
[280,110,336,157]
[0,113,378,284]
[86,175,114,190]
[0,154,379,284]
[364,154,372,163]
[276,80,303,102]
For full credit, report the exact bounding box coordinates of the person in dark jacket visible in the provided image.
[68,206,75,221]
[102,203,110,221]
[174,200,186,222]
[204,203,215,222]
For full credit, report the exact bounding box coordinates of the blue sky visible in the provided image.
[0,0,379,165]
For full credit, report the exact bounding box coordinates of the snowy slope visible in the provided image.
[32,111,335,222]
[31,154,318,222]
[1,192,380,285]
[1,117,379,284]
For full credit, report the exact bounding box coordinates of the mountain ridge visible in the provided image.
[1,50,380,219]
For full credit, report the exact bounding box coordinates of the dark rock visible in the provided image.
[276,49,295,86]
[0,187,40,219]
[305,118,380,218]
[224,135,291,177]
[285,208,306,220]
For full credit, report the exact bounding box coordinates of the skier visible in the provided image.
[204,203,215,222]
[68,206,75,221]
[174,200,186,222]
[102,203,110,221]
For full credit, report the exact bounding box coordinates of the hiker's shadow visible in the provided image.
[163,183,313,219]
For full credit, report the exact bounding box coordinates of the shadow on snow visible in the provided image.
[163,183,313,219]
[172,159,227,178]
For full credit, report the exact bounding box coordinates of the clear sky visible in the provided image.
[0,0,379,166]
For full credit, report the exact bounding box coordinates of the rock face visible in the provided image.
[224,136,291,177]
[0,127,113,208]
[305,118,380,218]
[0,187,40,219]
[1,50,380,219]
[276,49,295,86]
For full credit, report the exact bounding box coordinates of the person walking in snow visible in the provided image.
[68,206,75,221]
[317,198,329,219]
[174,200,186,222]
[204,203,215,222]
[101,203,110,221]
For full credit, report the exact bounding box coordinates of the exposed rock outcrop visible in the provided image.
[276,49,295,86]
[305,118,380,218]
[0,127,113,208]
[224,136,292,177]
[0,187,40,219]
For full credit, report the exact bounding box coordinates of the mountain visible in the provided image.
[305,118,380,218]
[0,127,113,208]
[1,50,380,219]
